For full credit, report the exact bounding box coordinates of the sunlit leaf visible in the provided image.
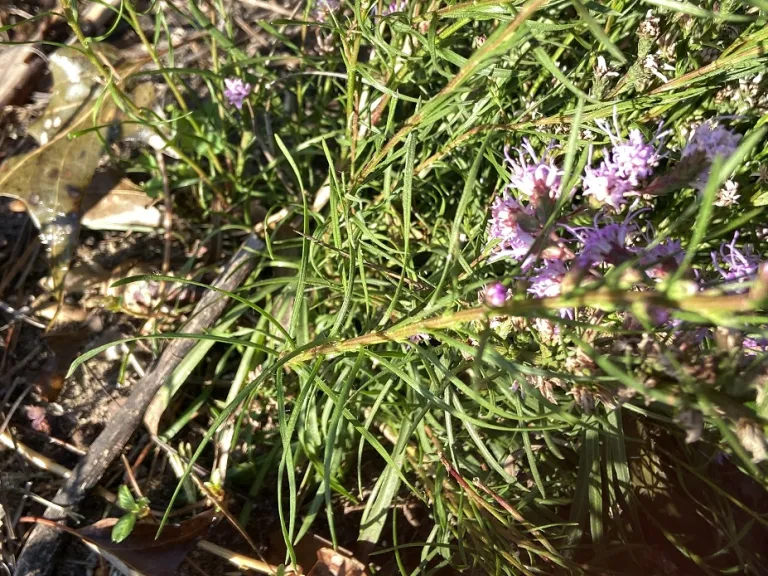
[0,46,162,293]
[117,485,137,512]
[0,47,116,291]
[111,513,137,543]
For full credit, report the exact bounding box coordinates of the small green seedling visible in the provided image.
[112,485,151,543]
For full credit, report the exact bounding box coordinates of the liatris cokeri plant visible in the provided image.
[480,117,765,466]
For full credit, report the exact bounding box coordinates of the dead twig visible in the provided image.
[0,430,115,504]
[14,233,264,576]
[196,540,282,574]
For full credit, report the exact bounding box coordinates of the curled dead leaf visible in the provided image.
[308,548,369,576]
[81,172,162,231]
[22,509,218,576]
[268,530,369,576]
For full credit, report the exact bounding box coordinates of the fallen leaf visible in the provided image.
[22,510,218,576]
[0,45,46,108]
[81,172,162,230]
[36,303,89,323]
[0,46,162,293]
[119,82,172,152]
[0,1,120,109]
[307,548,369,576]
[0,46,117,292]
[268,530,367,576]
[37,331,91,401]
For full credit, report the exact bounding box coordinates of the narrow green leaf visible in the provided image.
[571,0,626,64]
[587,427,604,546]
[358,414,412,545]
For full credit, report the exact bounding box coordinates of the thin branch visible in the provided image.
[14,234,264,576]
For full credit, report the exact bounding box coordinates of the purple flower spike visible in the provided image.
[223,77,252,110]
[483,282,510,307]
[528,260,567,298]
[504,140,563,205]
[582,161,634,211]
[611,129,662,186]
[683,121,742,191]
[583,117,664,210]
[487,195,537,261]
[711,232,762,286]
[569,211,642,268]
[744,337,767,355]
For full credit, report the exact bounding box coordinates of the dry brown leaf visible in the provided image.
[0,45,162,293]
[268,530,368,576]
[307,548,369,576]
[37,330,91,401]
[81,172,162,230]
[22,510,218,576]
[0,47,117,291]
[0,45,45,108]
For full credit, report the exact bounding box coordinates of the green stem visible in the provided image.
[353,0,548,187]
[62,0,224,196]
[124,0,226,178]
[285,289,760,365]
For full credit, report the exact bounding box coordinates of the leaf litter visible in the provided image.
[0,45,164,294]
[21,509,219,576]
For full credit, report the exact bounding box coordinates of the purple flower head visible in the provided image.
[383,0,407,14]
[639,239,685,280]
[610,128,662,186]
[711,232,762,286]
[487,194,537,262]
[408,332,430,344]
[223,77,252,110]
[683,121,741,162]
[682,121,741,191]
[504,140,562,205]
[648,306,670,325]
[583,116,664,209]
[582,161,634,211]
[482,282,510,307]
[743,337,767,355]
[569,211,642,268]
[528,260,567,298]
